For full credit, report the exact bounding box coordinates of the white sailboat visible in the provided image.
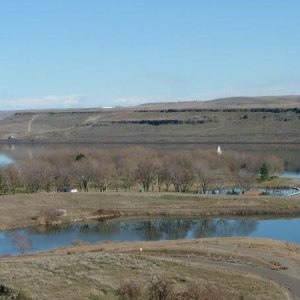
[217,145,222,155]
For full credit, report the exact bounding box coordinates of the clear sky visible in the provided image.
[0,0,299,110]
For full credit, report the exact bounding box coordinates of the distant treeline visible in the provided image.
[111,118,214,126]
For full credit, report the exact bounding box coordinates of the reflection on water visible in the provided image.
[3,217,300,256]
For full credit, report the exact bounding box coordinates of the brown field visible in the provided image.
[1,95,300,143]
[1,192,300,230]
[0,237,295,300]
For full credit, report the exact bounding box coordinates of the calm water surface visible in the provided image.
[1,217,300,255]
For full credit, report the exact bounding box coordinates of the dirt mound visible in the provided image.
[92,209,121,219]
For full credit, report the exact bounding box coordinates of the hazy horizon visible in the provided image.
[0,94,299,112]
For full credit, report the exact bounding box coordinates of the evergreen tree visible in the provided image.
[260,163,269,181]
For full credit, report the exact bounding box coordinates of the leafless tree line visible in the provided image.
[0,147,284,194]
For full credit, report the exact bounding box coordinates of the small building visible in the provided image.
[58,186,78,193]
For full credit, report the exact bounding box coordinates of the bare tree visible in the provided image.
[111,152,127,192]
[0,164,20,194]
[12,234,32,254]
[224,152,263,193]
[193,160,213,194]
[73,157,95,192]
[21,160,45,193]
[92,154,113,192]
[265,155,284,176]
[119,156,137,192]
[168,153,193,193]
[134,149,158,192]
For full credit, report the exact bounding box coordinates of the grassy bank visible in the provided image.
[1,192,300,230]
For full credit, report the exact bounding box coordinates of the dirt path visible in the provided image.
[2,235,299,299]
[63,236,300,299]
[82,114,101,124]
[49,236,300,299]
[181,258,300,300]
[27,114,38,132]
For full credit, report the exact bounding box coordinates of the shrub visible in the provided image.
[117,279,142,300]
[75,153,86,161]
[37,209,59,225]
[176,282,234,300]
[12,235,32,254]
[147,276,174,300]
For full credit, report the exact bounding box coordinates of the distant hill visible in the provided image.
[1,95,300,144]
[0,111,14,122]
[137,95,300,110]
[204,95,300,108]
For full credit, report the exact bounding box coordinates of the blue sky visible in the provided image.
[0,0,299,109]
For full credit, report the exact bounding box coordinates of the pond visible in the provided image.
[1,217,300,256]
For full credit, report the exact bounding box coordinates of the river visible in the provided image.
[1,217,300,255]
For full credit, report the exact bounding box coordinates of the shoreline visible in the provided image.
[1,192,300,231]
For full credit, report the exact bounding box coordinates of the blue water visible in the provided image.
[0,154,14,167]
[283,172,300,179]
[206,188,296,196]
[1,217,300,255]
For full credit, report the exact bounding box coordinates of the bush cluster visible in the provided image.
[117,276,236,300]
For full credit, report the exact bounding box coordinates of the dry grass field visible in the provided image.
[1,192,300,230]
[0,238,293,300]
[1,96,300,143]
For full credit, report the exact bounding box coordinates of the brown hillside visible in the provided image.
[0,95,300,144]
